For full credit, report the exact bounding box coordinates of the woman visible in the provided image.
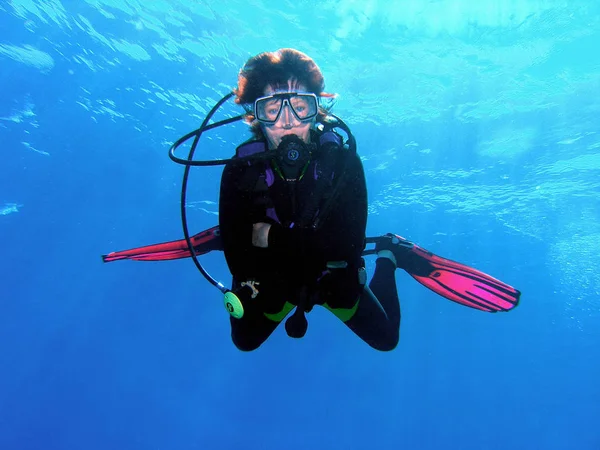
[219,48,402,351]
[102,49,520,352]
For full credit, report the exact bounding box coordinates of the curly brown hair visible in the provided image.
[234,48,334,137]
[235,48,328,104]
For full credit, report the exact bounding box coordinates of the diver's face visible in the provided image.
[260,80,314,149]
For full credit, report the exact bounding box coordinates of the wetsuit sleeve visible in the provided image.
[267,151,367,270]
[218,162,259,279]
[220,159,303,281]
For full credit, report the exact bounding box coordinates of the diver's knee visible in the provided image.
[373,340,398,352]
[231,335,262,352]
[371,330,399,352]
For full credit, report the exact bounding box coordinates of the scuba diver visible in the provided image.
[103,48,520,352]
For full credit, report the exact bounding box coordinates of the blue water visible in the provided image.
[1,2,599,449]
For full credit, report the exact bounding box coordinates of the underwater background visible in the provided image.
[1,1,599,449]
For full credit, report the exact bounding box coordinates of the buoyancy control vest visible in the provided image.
[233,127,345,231]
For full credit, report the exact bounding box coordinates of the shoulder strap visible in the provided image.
[229,140,280,224]
[318,129,343,149]
[232,140,273,191]
[236,140,266,158]
[295,129,346,229]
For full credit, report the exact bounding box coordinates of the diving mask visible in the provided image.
[254,92,318,124]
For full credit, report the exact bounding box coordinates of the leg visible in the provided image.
[343,258,401,351]
[229,279,293,351]
[230,309,282,352]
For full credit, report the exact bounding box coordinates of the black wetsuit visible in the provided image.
[219,131,400,351]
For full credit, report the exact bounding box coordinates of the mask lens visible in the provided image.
[291,95,317,120]
[256,97,283,122]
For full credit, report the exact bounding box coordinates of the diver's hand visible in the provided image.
[252,222,271,248]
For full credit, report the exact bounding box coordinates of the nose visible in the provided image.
[279,103,296,129]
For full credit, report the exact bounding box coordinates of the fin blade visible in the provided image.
[102,226,222,263]
[410,244,520,312]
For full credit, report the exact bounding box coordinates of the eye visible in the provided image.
[261,100,282,119]
[291,98,309,115]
